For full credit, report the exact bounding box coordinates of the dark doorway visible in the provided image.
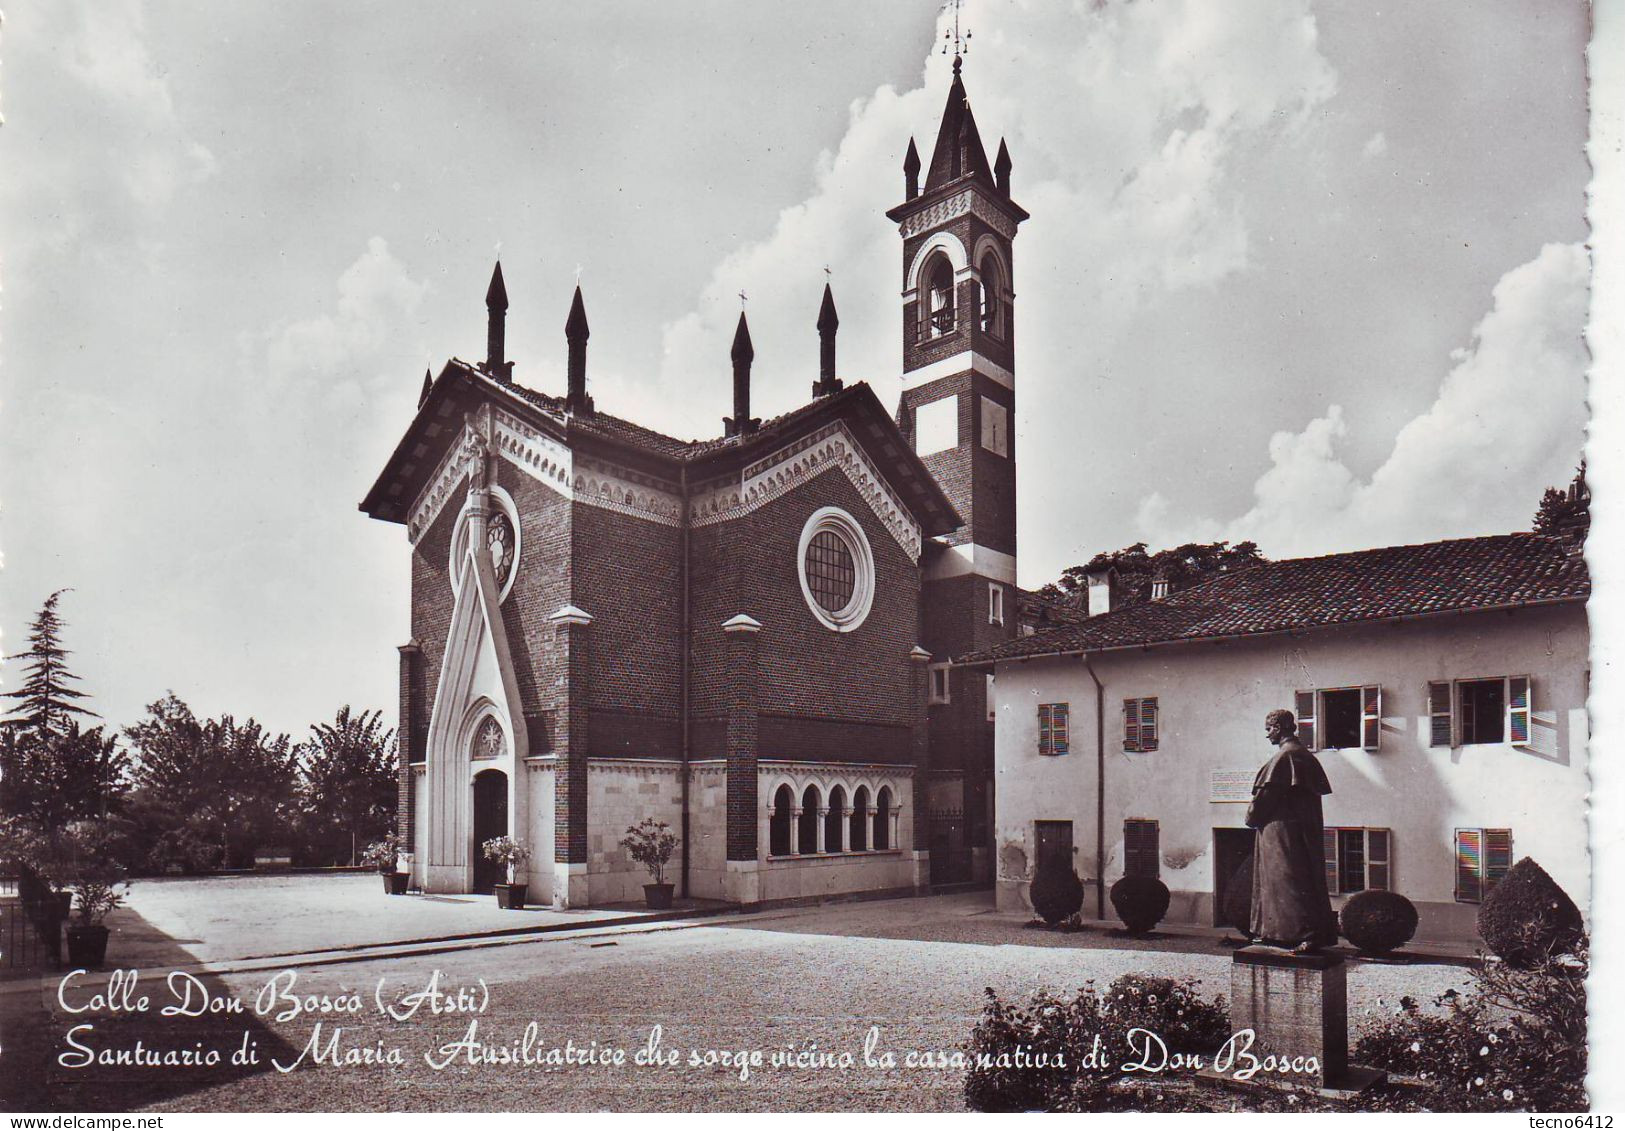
[472,769,509,894]
[1213,826,1254,928]
[1035,820,1074,874]
[929,811,971,885]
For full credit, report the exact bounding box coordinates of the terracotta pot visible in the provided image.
[494,882,526,909]
[65,924,110,969]
[643,882,675,910]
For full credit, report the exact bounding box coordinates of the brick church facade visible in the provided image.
[360,60,1026,908]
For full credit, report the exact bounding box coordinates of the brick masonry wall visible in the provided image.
[689,467,923,761]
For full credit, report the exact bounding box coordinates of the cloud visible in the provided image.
[259,237,430,415]
[1138,242,1591,556]
[1362,131,1388,159]
[651,0,1339,437]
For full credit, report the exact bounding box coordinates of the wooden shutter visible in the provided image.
[1361,686,1382,750]
[1507,677,1532,748]
[1455,829,1483,903]
[1295,690,1317,750]
[1323,827,1339,895]
[1124,698,1141,752]
[1124,820,1159,878]
[1052,703,1070,755]
[1484,829,1513,894]
[1366,828,1391,891]
[1428,681,1453,747]
[1038,703,1053,756]
[1140,698,1159,751]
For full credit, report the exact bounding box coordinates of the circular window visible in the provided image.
[471,715,506,760]
[797,507,874,632]
[450,485,521,603]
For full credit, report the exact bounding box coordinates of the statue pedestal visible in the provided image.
[1217,946,1384,1097]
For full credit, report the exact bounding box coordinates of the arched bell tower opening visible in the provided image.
[887,57,1028,887]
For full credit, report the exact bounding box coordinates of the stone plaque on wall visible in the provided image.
[1210,768,1255,803]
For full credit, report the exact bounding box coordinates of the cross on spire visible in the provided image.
[738,289,748,310]
[941,0,971,60]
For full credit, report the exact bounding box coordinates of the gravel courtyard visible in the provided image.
[28,892,1472,1112]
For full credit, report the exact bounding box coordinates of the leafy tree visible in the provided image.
[1036,540,1266,611]
[1532,462,1588,539]
[298,706,397,866]
[125,694,297,869]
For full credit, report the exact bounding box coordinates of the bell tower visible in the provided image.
[890,53,1028,883]
[890,57,1027,648]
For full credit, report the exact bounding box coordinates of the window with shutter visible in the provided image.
[1366,828,1391,891]
[1140,698,1159,751]
[1038,704,1053,756]
[1124,819,1160,878]
[1455,829,1484,903]
[1123,698,1141,752]
[1052,702,1070,755]
[1361,685,1382,750]
[1507,677,1532,748]
[1295,690,1317,750]
[1323,827,1339,895]
[1484,829,1513,894]
[1428,681,1453,747]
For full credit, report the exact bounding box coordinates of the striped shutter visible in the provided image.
[1366,828,1391,891]
[1455,829,1483,903]
[1140,698,1159,751]
[1323,827,1339,895]
[1052,703,1070,755]
[1038,704,1054,756]
[1428,682,1453,747]
[1124,698,1142,752]
[1295,690,1317,750]
[1484,829,1513,893]
[1507,677,1532,748]
[1124,820,1160,878]
[1361,686,1382,750]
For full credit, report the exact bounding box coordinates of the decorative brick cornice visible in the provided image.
[691,422,923,559]
[897,188,1020,242]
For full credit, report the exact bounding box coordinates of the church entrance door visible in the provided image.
[471,769,509,894]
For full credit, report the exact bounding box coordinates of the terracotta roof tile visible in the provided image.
[962,533,1589,664]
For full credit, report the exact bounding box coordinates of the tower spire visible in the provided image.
[565,285,593,414]
[483,261,512,383]
[419,367,433,408]
[814,282,842,398]
[725,312,758,437]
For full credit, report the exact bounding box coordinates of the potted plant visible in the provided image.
[620,818,679,910]
[362,833,409,894]
[66,878,129,969]
[482,836,531,909]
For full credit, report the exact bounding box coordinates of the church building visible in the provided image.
[360,59,1025,908]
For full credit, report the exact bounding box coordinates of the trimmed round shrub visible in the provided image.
[1339,890,1418,955]
[1109,875,1170,934]
[1477,857,1584,968]
[1029,861,1084,925]
[1222,856,1253,935]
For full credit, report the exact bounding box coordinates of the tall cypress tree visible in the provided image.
[3,589,98,738]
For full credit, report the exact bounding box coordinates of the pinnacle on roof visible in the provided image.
[485,261,508,311]
[418,367,432,408]
[565,284,589,340]
[730,311,755,362]
[816,282,839,333]
[994,137,1012,196]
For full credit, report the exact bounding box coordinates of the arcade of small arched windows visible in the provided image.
[767,777,902,858]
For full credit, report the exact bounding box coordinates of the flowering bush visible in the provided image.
[360,833,403,873]
[964,974,1229,1111]
[480,836,531,883]
[619,819,679,885]
[1353,938,1586,1112]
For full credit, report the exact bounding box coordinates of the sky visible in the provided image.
[0,0,1599,741]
